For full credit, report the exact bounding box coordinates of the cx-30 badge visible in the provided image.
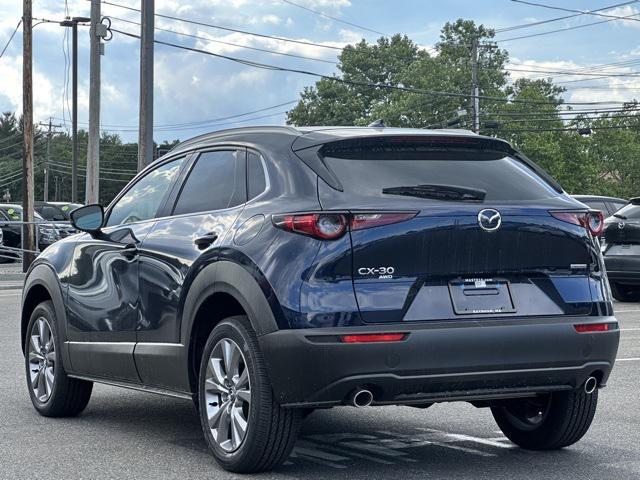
[478,209,501,232]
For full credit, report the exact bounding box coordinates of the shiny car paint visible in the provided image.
[21,126,618,407]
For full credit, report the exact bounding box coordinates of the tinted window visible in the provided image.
[614,203,640,220]
[173,150,246,215]
[106,157,184,227]
[584,201,607,213]
[41,206,66,221]
[610,201,627,214]
[324,148,560,202]
[247,152,267,200]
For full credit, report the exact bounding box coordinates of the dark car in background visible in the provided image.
[35,201,82,238]
[0,204,60,261]
[602,198,640,301]
[20,127,619,473]
[573,195,627,217]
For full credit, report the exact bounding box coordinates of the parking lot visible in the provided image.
[0,287,638,480]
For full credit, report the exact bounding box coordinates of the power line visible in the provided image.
[495,0,638,32]
[0,19,22,59]
[500,124,640,133]
[279,0,387,36]
[110,16,338,64]
[101,0,344,51]
[505,66,640,77]
[511,0,640,23]
[111,28,637,107]
[496,8,640,42]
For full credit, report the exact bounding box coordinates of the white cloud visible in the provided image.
[603,6,640,30]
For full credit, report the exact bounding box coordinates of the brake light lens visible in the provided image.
[550,210,604,237]
[350,212,417,231]
[574,323,614,333]
[273,211,416,240]
[273,213,347,240]
[341,333,406,343]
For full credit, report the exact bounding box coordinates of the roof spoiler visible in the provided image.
[629,197,640,205]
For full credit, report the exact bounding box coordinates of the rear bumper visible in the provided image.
[605,254,640,284]
[259,316,620,407]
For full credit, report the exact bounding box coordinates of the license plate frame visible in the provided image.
[448,278,517,315]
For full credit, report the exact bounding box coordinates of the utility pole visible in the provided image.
[38,118,62,202]
[138,0,154,171]
[86,0,102,204]
[470,37,480,133]
[22,0,36,271]
[60,17,88,203]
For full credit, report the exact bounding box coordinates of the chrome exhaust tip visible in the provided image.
[584,376,598,394]
[349,388,374,407]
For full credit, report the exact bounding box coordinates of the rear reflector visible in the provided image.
[574,323,613,333]
[341,333,406,343]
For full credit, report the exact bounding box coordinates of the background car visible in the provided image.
[34,201,82,238]
[602,198,640,301]
[0,204,61,260]
[573,194,627,217]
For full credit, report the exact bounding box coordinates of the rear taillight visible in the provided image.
[350,212,417,231]
[272,213,347,240]
[273,211,416,240]
[341,333,406,343]
[574,323,615,333]
[550,210,604,237]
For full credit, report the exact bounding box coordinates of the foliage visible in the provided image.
[286,20,640,198]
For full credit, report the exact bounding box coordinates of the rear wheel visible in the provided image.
[25,301,93,417]
[198,316,301,473]
[491,388,598,450]
[610,282,640,302]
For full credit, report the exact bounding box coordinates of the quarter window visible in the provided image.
[173,150,246,215]
[106,157,185,227]
[247,152,267,200]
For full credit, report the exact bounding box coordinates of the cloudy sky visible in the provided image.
[1,0,640,142]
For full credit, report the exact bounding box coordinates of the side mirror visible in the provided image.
[70,204,104,234]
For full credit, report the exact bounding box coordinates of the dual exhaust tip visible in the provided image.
[347,379,597,407]
[348,388,374,408]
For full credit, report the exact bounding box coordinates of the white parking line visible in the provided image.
[617,357,640,362]
[620,328,640,331]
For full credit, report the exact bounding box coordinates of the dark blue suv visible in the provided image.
[21,126,619,472]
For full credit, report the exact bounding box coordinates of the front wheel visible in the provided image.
[25,301,93,417]
[491,387,598,450]
[198,316,301,473]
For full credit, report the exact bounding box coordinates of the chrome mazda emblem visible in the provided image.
[478,209,501,232]
[618,222,625,229]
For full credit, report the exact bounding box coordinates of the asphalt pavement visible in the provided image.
[0,287,638,479]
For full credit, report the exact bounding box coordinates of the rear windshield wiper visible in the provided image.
[382,184,486,202]
[613,213,627,220]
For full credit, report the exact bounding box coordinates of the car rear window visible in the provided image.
[323,147,561,202]
[614,203,640,220]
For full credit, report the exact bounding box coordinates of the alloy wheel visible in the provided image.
[204,338,251,452]
[28,317,56,403]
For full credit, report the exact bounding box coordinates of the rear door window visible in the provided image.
[323,147,560,202]
[173,150,246,215]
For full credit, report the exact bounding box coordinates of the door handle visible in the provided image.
[194,232,218,249]
[120,243,139,259]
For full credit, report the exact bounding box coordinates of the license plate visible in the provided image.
[448,278,516,315]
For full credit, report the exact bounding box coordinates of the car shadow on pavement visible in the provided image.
[51,387,630,480]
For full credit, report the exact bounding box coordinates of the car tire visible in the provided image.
[491,388,598,450]
[610,282,640,302]
[24,300,93,417]
[198,315,301,473]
